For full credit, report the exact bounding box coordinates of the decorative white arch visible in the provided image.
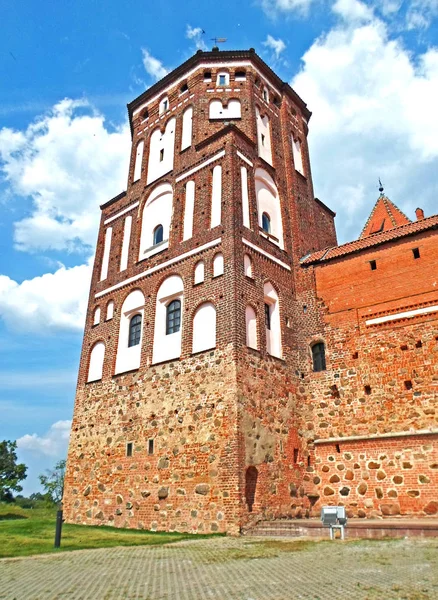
[147,117,176,185]
[139,182,173,259]
[87,342,105,382]
[256,107,272,165]
[181,106,193,151]
[194,261,205,284]
[255,168,284,249]
[209,99,241,120]
[152,275,184,364]
[192,303,216,353]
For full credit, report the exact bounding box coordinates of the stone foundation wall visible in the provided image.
[312,434,438,517]
[236,351,312,522]
[63,347,242,534]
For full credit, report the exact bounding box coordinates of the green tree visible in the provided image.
[0,440,27,502]
[39,460,66,504]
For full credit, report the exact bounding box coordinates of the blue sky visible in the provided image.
[1,0,437,495]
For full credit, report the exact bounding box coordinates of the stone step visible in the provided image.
[247,518,438,539]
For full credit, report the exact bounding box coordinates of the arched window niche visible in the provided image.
[87,341,105,383]
[181,106,193,151]
[244,254,253,278]
[194,260,205,284]
[146,118,176,185]
[245,306,257,350]
[106,300,114,321]
[209,99,241,120]
[311,341,326,372]
[139,182,173,260]
[264,282,282,358]
[256,107,272,165]
[255,168,284,249]
[115,289,145,374]
[192,302,216,353]
[213,253,224,277]
[93,306,101,326]
[152,275,184,364]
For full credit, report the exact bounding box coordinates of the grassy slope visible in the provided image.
[0,504,219,558]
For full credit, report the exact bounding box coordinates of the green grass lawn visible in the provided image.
[0,504,219,559]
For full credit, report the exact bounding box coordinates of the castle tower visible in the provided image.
[63,48,338,533]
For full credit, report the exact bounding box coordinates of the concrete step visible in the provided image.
[247,518,438,539]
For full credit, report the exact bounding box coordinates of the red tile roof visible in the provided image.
[301,214,438,266]
[360,196,411,238]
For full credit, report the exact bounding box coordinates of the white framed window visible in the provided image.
[152,275,184,364]
[263,87,269,103]
[235,70,246,81]
[115,290,145,374]
[217,72,229,86]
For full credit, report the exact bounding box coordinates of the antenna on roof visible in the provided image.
[211,37,227,44]
[378,178,384,196]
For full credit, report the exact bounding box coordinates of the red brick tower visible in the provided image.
[63,48,337,533]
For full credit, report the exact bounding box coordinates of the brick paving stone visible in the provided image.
[0,537,437,599]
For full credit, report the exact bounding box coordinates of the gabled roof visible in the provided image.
[301,214,438,266]
[360,195,411,238]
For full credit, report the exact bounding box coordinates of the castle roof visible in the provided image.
[301,212,438,266]
[359,195,411,238]
[127,48,311,134]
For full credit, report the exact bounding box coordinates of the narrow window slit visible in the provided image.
[148,439,154,455]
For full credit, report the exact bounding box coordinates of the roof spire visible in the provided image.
[378,178,384,197]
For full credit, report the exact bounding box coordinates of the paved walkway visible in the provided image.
[1,536,437,599]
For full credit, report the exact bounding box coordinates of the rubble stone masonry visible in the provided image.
[63,49,437,533]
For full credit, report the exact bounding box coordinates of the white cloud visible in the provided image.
[263,35,287,59]
[260,0,315,17]
[0,260,91,332]
[141,49,169,80]
[0,98,130,253]
[17,420,72,457]
[406,0,438,29]
[332,0,374,21]
[292,16,438,242]
[186,25,207,50]
[375,0,403,15]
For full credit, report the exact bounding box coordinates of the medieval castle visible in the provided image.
[63,48,438,534]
